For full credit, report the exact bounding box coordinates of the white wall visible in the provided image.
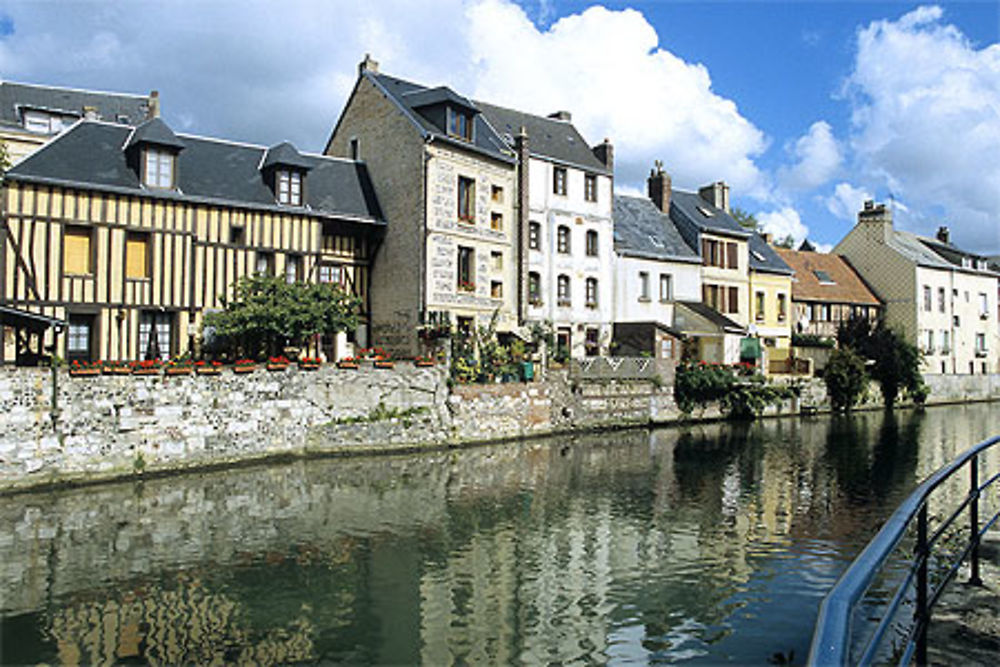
[613,254,701,324]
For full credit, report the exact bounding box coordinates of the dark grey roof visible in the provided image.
[126,117,185,150]
[915,235,999,275]
[613,195,700,263]
[262,141,313,171]
[674,301,745,335]
[7,121,383,224]
[798,239,817,252]
[476,101,610,175]
[0,304,66,331]
[748,232,793,275]
[0,81,150,130]
[669,190,749,240]
[365,72,514,164]
[403,86,477,112]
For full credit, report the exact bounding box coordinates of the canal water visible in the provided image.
[1,403,998,665]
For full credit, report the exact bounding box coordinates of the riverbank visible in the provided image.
[1,365,998,494]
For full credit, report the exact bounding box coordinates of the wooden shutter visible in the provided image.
[727,243,738,269]
[126,233,149,279]
[64,226,91,274]
[728,286,739,314]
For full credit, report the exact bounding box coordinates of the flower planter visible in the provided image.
[102,365,132,375]
[337,361,359,370]
[69,368,101,377]
[165,367,192,376]
[132,368,160,376]
[299,362,321,371]
[414,360,435,368]
[195,366,222,376]
[373,360,395,369]
[233,365,256,374]
[266,363,289,372]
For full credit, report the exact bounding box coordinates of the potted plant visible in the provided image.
[131,359,164,376]
[101,360,132,375]
[69,359,102,377]
[267,355,290,371]
[165,358,194,376]
[233,358,256,374]
[195,360,223,376]
[337,356,359,370]
[298,356,322,370]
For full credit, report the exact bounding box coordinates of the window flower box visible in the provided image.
[414,356,435,367]
[69,360,102,377]
[458,280,476,293]
[234,359,256,374]
[337,357,359,370]
[195,360,223,375]
[130,360,163,376]
[373,359,395,369]
[101,361,132,375]
[165,360,193,376]
[298,357,322,370]
[267,356,290,371]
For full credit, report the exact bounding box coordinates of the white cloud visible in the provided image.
[777,121,841,191]
[757,207,810,245]
[825,182,873,220]
[844,4,1000,251]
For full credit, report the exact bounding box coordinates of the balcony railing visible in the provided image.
[809,435,1000,666]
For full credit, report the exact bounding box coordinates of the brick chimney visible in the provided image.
[147,90,160,119]
[592,138,613,172]
[548,110,571,122]
[698,181,730,213]
[359,53,379,76]
[648,161,671,213]
[936,226,950,244]
[857,200,893,242]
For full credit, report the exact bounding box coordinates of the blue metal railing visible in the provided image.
[809,434,1000,665]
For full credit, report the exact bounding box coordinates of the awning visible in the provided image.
[740,336,762,360]
[0,305,66,332]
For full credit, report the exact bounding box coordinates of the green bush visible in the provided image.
[824,347,868,412]
[675,362,794,419]
[674,362,734,414]
[792,333,835,348]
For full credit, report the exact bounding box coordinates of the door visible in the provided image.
[139,311,173,361]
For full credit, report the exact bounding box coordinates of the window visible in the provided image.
[639,272,650,301]
[817,303,831,321]
[229,225,245,245]
[755,291,766,321]
[777,294,787,322]
[585,230,598,257]
[553,167,567,195]
[318,263,343,285]
[143,148,174,189]
[67,314,94,363]
[24,110,61,134]
[585,277,598,308]
[584,174,597,202]
[938,287,946,313]
[941,330,950,353]
[556,328,571,357]
[726,243,738,270]
[703,284,720,311]
[585,328,599,357]
[659,273,673,302]
[63,225,93,275]
[277,170,303,205]
[923,285,932,311]
[557,274,571,306]
[557,225,571,254]
[491,251,503,271]
[139,311,172,361]
[814,270,834,284]
[924,330,934,354]
[491,281,503,299]
[448,107,473,141]
[529,222,541,250]
[457,246,474,291]
[975,333,987,355]
[255,251,275,276]
[458,176,475,222]
[491,185,503,203]
[727,286,740,314]
[285,254,302,283]
[125,231,151,279]
[979,293,989,318]
[701,238,738,269]
[491,212,503,231]
[528,272,541,304]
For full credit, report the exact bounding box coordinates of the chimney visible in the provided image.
[647,161,671,214]
[147,90,160,119]
[857,200,893,241]
[359,53,379,76]
[592,138,613,172]
[936,226,950,244]
[82,105,98,121]
[762,233,773,244]
[698,181,730,213]
[548,110,572,122]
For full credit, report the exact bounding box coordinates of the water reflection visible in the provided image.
[1,403,998,664]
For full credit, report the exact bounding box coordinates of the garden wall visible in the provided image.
[1,365,997,493]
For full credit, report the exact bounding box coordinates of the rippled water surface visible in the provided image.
[2,403,999,664]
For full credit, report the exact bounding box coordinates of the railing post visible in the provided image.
[916,504,928,666]
[970,455,982,586]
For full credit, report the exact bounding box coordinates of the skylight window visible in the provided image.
[813,270,835,284]
[648,235,664,248]
[696,206,715,218]
[751,250,767,262]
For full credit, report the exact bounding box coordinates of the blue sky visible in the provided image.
[1,1,998,253]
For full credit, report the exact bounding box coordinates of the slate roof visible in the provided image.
[774,248,881,306]
[613,195,701,263]
[475,101,611,175]
[674,301,745,335]
[669,190,749,239]
[884,227,999,276]
[364,72,514,164]
[126,117,185,150]
[6,121,384,224]
[261,141,313,171]
[748,232,794,275]
[0,81,150,131]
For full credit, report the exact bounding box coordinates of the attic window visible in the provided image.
[751,250,767,262]
[448,107,473,141]
[696,205,715,218]
[277,170,303,206]
[143,148,175,189]
[813,270,835,284]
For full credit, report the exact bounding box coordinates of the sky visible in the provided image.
[0,0,998,254]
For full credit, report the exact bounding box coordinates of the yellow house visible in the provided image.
[2,116,385,364]
[748,234,794,373]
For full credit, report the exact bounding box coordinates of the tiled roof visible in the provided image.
[613,195,700,263]
[774,247,881,305]
[6,120,384,224]
[0,81,151,130]
[475,101,610,174]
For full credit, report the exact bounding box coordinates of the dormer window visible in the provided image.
[143,148,175,189]
[277,169,303,206]
[448,107,473,141]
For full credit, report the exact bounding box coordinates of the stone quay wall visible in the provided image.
[1,365,997,493]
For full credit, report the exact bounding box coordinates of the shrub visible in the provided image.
[824,347,868,412]
[674,362,733,414]
[791,333,835,348]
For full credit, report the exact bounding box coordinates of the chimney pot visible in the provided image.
[647,162,672,214]
[82,105,98,120]
[359,53,379,76]
[548,110,572,122]
[936,226,950,244]
[147,90,160,119]
[591,137,613,172]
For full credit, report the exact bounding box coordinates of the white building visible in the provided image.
[478,104,615,357]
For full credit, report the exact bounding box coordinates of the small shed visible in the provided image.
[1,305,66,366]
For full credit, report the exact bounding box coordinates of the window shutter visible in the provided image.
[727,243,738,269]
[728,286,739,313]
[126,233,149,279]
[64,227,91,274]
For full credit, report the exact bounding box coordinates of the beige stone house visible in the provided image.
[326,57,518,356]
[835,201,999,375]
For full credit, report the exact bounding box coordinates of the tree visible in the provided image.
[824,347,868,412]
[731,207,759,230]
[203,274,362,358]
[773,234,795,249]
[0,141,11,176]
[837,314,925,409]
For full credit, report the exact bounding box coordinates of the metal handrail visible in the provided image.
[809,434,1000,666]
